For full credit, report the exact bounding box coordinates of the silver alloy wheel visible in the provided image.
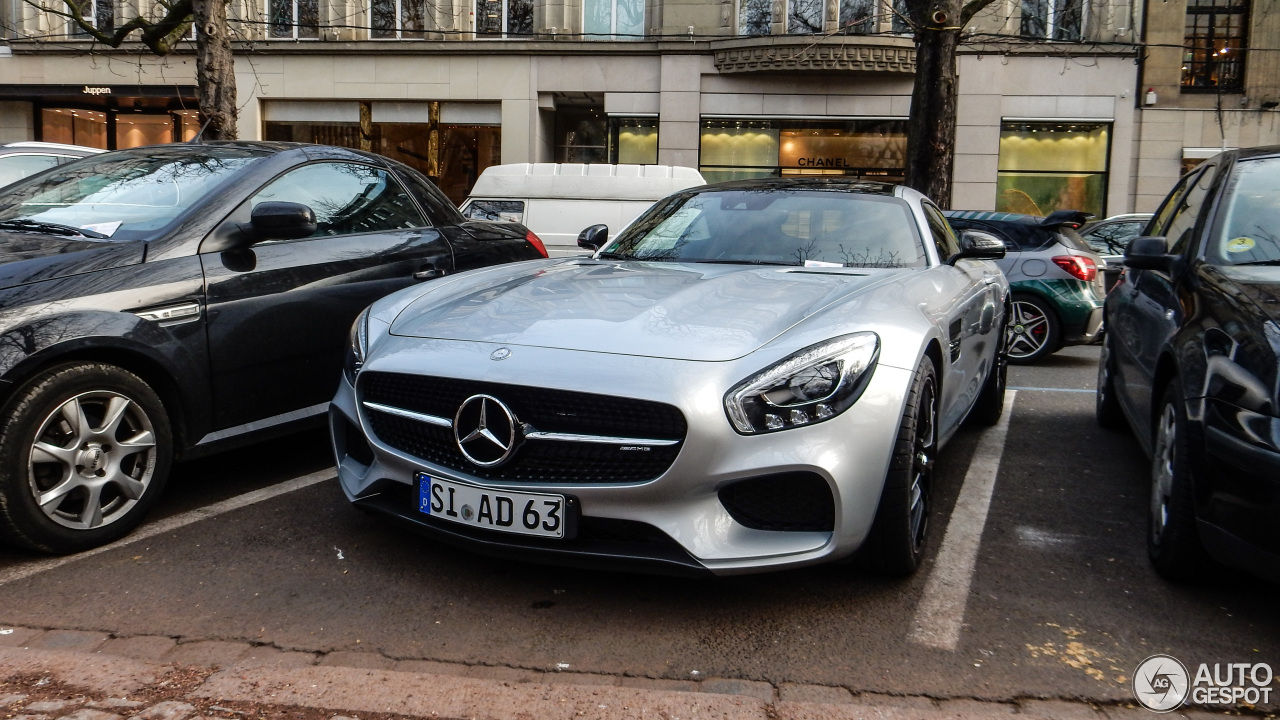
[1150,401,1177,546]
[27,390,158,530]
[908,375,937,551]
[1007,300,1051,359]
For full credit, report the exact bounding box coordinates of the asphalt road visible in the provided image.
[0,345,1275,706]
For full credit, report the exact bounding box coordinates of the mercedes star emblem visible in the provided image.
[490,347,512,361]
[454,394,519,467]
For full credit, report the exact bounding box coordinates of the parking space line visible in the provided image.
[0,470,334,587]
[1008,386,1093,393]
[907,390,1017,651]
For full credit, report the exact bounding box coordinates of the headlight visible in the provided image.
[724,333,880,434]
[343,307,371,385]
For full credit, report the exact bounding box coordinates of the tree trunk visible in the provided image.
[192,0,237,140]
[904,22,960,208]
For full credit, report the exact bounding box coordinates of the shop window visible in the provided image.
[609,117,658,164]
[739,0,771,35]
[788,0,823,33]
[476,0,532,36]
[584,0,644,37]
[1020,0,1082,40]
[839,0,874,34]
[555,108,608,163]
[41,108,108,149]
[115,114,176,149]
[996,121,1109,217]
[699,119,906,184]
[371,0,427,37]
[1182,0,1247,92]
[265,102,501,204]
[268,0,320,38]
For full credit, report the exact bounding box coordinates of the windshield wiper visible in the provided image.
[0,219,108,239]
[686,259,800,266]
[595,251,638,260]
[1233,259,1280,266]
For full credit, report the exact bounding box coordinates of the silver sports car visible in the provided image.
[330,179,1009,576]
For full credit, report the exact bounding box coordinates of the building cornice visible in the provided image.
[708,35,916,74]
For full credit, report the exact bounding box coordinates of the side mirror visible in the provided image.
[578,224,608,252]
[244,201,317,241]
[949,229,1006,265]
[1123,236,1179,274]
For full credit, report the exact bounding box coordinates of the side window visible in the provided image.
[0,154,61,187]
[391,164,461,225]
[922,203,961,262]
[1149,168,1203,238]
[464,200,525,222]
[1161,164,1216,255]
[251,162,427,239]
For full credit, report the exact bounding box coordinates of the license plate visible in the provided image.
[416,473,566,539]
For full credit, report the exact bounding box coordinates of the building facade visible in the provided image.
[0,0,1266,214]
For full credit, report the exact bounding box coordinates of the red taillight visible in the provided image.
[1052,255,1096,282]
[526,230,548,258]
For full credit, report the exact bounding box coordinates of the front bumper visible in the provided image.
[330,338,915,575]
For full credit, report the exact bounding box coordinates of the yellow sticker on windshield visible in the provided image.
[1227,237,1256,253]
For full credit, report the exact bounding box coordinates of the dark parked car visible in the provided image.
[945,210,1105,363]
[1097,146,1280,583]
[0,141,102,189]
[0,142,546,553]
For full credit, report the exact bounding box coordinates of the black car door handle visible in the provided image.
[413,265,445,280]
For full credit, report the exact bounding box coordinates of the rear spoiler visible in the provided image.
[1039,209,1094,229]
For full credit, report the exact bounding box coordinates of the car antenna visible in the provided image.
[188,116,215,144]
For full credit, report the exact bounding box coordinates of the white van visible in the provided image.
[459,163,706,255]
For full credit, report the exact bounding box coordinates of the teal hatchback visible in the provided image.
[945,210,1106,363]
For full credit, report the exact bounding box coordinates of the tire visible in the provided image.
[970,312,1009,426]
[0,362,173,554]
[1006,293,1059,364]
[857,355,938,576]
[1095,331,1126,430]
[1147,382,1217,581]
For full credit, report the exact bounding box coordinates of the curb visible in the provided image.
[0,628,1261,720]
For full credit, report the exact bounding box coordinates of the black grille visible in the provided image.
[360,372,686,483]
[718,473,835,532]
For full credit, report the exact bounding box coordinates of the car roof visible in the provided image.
[93,141,395,166]
[687,177,900,196]
[0,141,104,155]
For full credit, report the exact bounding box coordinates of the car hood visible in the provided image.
[0,232,145,290]
[390,259,896,361]
[1218,265,1280,324]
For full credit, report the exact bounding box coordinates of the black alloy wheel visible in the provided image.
[857,355,938,576]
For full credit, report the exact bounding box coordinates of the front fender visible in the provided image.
[0,310,210,450]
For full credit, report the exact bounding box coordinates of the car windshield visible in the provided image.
[606,189,926,268]
[0,147,269,242]
[1213,156,1280,266]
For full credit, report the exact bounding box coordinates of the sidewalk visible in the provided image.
[0,625,1258,720]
